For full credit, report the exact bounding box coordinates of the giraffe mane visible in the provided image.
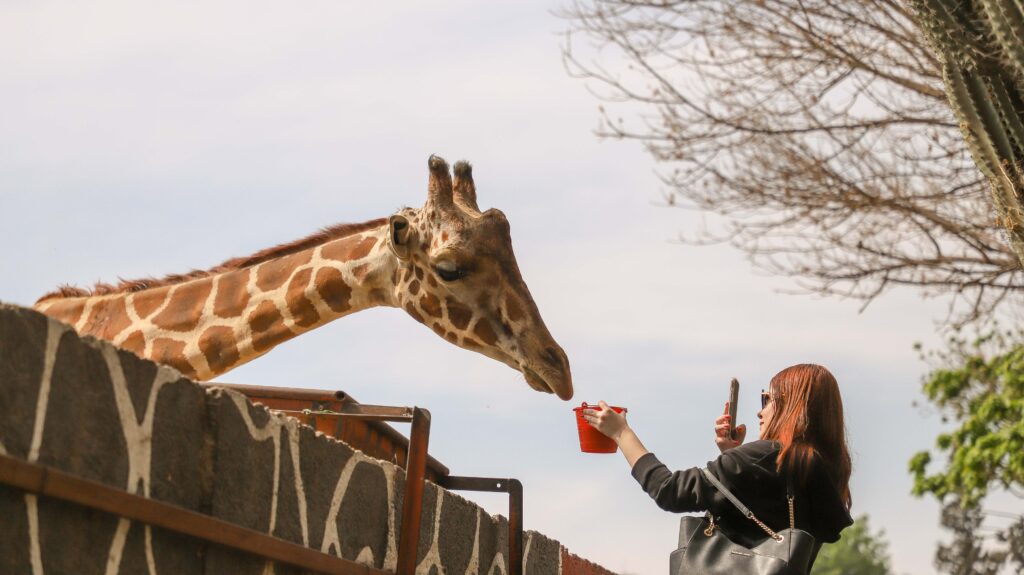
[36,218,389,303]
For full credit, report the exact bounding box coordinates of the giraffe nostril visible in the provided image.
[544,347,562,367]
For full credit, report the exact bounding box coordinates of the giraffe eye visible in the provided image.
[433,259,468,282]
[435,266,466,282]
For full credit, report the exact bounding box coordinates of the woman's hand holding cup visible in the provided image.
[582,400,628,441]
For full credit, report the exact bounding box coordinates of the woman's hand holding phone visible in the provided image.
[714,402,746,452]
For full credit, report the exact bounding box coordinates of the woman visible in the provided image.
[583,363,853,566]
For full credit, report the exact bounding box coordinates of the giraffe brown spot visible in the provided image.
[404,302,425,324]
[445,297,473,330]
[414,266,424,281]
[408,280,420,296]
[368,288,387,304]
[97,298,133,340]
[442,231,449,242]
[431,322,446,337]
[151,338,192,375]
[351,236,378,259]
[402,267,412,283]
[214,269,251,319]
[445,332,458,344]
[248,301,288,353]
[505,296,524,323]
[248,301,281,335]
[152,279,214,332]
[420,242,429,252]
[322,236,377,262]
[315,268,352,313]
[199,326,241,373]
[463,337,481,350]
[420,293,442,318]
[119,331,146,355]
[80,302,104,332]
[473,319,498,346]
[256,250,312,292]
[286,268,320,328]
[133,285,172,320]
[426,274,437,288]
[322,236,360,262]
[352,263,370,281]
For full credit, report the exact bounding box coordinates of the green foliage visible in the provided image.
[811,515,893,575]
[909,330,1024,507]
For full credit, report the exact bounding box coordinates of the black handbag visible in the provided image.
[668,468,815,575]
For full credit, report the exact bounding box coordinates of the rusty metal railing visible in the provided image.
[0,453,388,575]
[205,383,450,481]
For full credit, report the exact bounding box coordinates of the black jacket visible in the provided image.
[631,440,852,562]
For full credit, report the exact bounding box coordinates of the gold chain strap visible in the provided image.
[751,494,796,542]
[747,512,784,542]
[700,468,794,543]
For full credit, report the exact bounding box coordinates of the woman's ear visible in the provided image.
[388,214,414,260]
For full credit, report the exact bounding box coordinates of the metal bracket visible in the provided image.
[439,476,524,575]
[330,402,431,575]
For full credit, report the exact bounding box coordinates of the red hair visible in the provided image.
[761,364,852,509]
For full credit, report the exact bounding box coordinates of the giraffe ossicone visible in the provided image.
[34,155,573,400]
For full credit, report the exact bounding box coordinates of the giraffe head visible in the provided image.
[388,156,573,400]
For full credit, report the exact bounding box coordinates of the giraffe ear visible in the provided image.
[388,214,414,260]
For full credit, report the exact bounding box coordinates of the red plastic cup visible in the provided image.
[573,402,627,453]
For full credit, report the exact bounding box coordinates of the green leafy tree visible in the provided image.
[811,515,893,575]
[909,330,1024,506]
[910,330,1024,573]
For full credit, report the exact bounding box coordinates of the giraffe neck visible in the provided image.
[36,222,399,380]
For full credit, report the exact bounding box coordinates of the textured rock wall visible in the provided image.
[0,304,616,575]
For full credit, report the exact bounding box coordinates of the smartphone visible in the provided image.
[728,378,740,440]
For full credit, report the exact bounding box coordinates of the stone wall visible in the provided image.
[0,304,616,575]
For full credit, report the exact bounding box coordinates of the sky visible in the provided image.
[0,2,979,573]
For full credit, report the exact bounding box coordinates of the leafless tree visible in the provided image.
[560,0,1023,326]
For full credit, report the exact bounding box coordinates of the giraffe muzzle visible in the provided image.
[522,357,573,401]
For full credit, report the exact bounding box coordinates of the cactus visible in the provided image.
[912,0,1024,263]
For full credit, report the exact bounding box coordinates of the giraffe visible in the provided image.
[34,156,573,400]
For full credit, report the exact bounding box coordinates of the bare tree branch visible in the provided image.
[560,0,1023,327]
